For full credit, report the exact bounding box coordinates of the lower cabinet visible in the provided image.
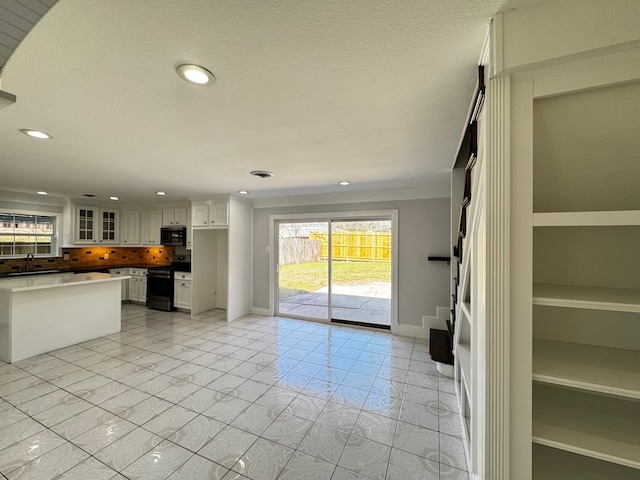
[174,271,192,310]
[108,268,129,301]
[128,268,148,303]
[109,267,147,303]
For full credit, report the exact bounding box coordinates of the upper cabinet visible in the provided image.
[142,208,163,245]
[192,201,229,228]
[163,206,188,227]
[121,209,141,246]
[75,205,119,244]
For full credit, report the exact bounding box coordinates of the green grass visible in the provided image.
[279,260,391,292]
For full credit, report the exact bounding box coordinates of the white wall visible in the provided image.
[227,196,253,321]
[251,197,451,335]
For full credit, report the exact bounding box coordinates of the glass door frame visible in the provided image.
[269,209,398,330]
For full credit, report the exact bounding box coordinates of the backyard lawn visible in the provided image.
[279,260,391,292]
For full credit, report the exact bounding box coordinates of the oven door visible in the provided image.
[146,274,174,311]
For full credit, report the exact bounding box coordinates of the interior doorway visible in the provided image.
[275,216,393,328]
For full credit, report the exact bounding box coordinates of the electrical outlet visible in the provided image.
[104,253,109,260]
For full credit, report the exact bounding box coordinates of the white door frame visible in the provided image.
[268,209,399,331]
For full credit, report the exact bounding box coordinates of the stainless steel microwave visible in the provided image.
[160,227,187,246]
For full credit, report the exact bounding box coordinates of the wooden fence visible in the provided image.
[310,231,391,262]
[279,238,322,265]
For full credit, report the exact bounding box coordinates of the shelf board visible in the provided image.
[533,339,640,400]
[533,210,640,227]
[533,444,640,480]
[533,384,640,469]
[533,283,640,313]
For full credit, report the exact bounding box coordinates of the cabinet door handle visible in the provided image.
[181,283,186,286]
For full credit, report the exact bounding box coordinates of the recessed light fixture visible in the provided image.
[110,196,119,201]
[238,190,249,195]
[82,193,97,197]
[156,191,167,196]
[20,129,53,139]
[338,181,351,186]
[176,64,215,85]
[37,191,48,195]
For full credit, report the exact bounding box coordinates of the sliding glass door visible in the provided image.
[330,220,392,326]
[275,217,392,328]
[277,221,330,320]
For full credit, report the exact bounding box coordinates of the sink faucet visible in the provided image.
[25,252,34,271]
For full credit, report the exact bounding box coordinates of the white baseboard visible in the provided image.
[393,306,449,339]
[251,307,271,316]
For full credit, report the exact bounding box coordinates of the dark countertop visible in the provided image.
[0,264,169,278]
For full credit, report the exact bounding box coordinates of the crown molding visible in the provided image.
[252,186,450,209]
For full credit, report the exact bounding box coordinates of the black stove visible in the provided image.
[146,266,174,311]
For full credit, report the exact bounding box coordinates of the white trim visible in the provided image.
[251,307,271,316]
[394,305,449,339]
[484,73,511,480]
[253,187,449,209]
[268,209,398,331]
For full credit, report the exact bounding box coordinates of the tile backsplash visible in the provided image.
[0,247,174,274]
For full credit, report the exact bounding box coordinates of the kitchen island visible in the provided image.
[0,272,128,363]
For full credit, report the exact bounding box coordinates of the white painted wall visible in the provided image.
[227,196,253,321]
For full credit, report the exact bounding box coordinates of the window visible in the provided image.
[0,213,56,257]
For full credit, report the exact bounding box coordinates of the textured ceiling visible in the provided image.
[0,0,57,68]
[0,0,540,205]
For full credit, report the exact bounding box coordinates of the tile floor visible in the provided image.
[0,304,469,480]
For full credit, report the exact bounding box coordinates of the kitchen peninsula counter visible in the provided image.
[0,272,126,363]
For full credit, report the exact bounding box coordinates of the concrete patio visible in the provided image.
[278,282,391,326]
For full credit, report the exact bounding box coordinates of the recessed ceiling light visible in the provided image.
[37,191,48,195]
[110,196,119,201]
[338,181,351,186]
[156,191,167,196]
[238,190,249,195]
[82,193,97,197]
[176,64,215,85]
[20,129,52,139]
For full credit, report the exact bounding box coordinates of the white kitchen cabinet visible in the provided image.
[174,271,192,310]
[121,209,141,246]
[108,268,129,301]
[210,202,228,225]
[75,205,119,244]
[191,201,228,228]
[191,203,209,227]
[128,268,147,303]
[162,206,188,227]
[142,209,163,245]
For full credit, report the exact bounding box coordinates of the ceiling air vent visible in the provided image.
[250,170,274,179]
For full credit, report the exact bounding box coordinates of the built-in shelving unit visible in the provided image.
[531,81,640,478]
